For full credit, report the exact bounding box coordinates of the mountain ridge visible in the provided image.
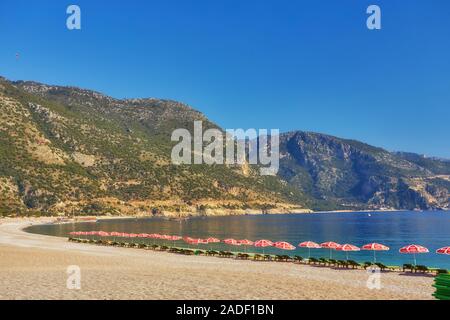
[0,76,448,216]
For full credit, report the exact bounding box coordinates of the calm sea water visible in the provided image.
[26,211,450,269]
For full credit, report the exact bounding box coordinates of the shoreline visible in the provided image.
[0,217,435,300]
[3,208,448,224]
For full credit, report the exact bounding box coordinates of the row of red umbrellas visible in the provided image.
[69,231,449,263]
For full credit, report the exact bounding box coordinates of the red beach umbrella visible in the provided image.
[399,244,429,266]
[205,237,220,250]
[299,241,321,258]
[320,241,341,259]
[113,232,127,243]
[188,238,208,246]
[223,238,239,251]
[187,238,198,244]
[137,233,149,238]
[88,231,98,237]
[299,241,321,248]
[436,247,450,255]
[320,241,340,248]
[182,236,193,248]
[274,241,296,250]
[336,244,360,261]
[223,238,239,245]
[362,243,390,263]
[238,239,254,252]
[254,239,273,254]
[160,234,173,247]
[169,235,182,246]
[69,231,82,238]
[254,239,273,247]
[136,233,150,245]
[128,233,137,243]
[150,234,162,245]
[109,231,120,242]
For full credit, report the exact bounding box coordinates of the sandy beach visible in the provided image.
[0,218,434,300]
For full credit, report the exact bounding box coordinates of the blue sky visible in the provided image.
[1,0,449,157]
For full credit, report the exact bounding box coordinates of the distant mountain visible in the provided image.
[0,78,307,216]
[278,131,449,211]
[0,76,448,216]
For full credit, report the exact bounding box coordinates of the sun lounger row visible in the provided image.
[67,238,449,275]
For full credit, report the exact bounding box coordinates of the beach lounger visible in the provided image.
[273,255,289,262]
[347,260,360,269]
[336,260,349,268]
[415,265,430,273]
[384,265,400,271]
[403,264,415,272]
[327,259,337,267]
[253,254,263,261]
[375,262,388,271]
[218,251,227,257]
[294,255,303,263]
[436,269,449,275]
[237,253,250,260]
[263,254,272,261]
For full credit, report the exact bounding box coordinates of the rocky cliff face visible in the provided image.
[0,77,448,216]
[0,78,306,216]
[278,131,449,210]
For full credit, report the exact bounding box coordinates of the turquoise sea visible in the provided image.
[26,211,450,269]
